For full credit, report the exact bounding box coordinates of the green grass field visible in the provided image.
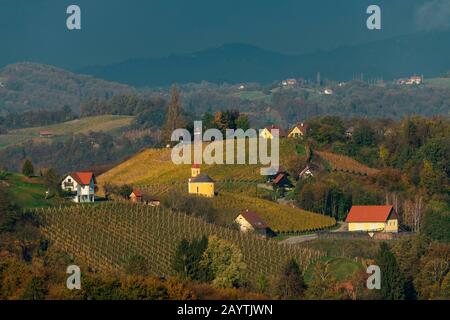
[234,90,273,103]
[1,173,64,208]
[304,257,364,283]
[0,115,134,149]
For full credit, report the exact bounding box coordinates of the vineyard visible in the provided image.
[97,139,300,188]
[316,151,379,176]
[131,184,335,232]
[212,192,336,233]
[35,203,324,281]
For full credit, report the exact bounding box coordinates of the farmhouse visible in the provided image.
[188,164,215,198]
[61,172,96,203]
[397,76,423,85]
[272,172,292,189]
[130,189,160,206]
[299,165,315,179]
[39,131,53,138]
[235,210,270,236]
[260,125,286,140]
[288,123,307,139]
[346,205,398,233]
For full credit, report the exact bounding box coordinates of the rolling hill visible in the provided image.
[97,139,336,233]
[0,115,134,150]
[0,62,134,115]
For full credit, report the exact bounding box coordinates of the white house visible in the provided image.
[61,172,96,203]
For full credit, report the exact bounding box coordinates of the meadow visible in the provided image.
[0,115,134,149]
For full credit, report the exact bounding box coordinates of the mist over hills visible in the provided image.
[79,31,450,87]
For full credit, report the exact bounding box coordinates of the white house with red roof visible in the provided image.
[61,172,96,203]
[346,205,398,233]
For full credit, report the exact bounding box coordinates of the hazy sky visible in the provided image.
[0,0,448,69]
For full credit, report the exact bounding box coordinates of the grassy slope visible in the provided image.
[98,139,336,232]
[316,151,379,176]
[1,173,64,209]
[0,115,134,150]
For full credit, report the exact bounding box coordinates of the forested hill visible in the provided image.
[0,62,135,115]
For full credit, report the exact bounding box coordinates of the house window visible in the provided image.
[196,187,199,193]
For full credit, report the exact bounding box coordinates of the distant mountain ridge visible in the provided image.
[79,31,450,86]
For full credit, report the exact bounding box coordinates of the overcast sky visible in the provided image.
[0,0,448,69]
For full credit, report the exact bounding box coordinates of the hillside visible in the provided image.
[98,140,336,232]
[36,203,324,280]
[0,115,134,150]
[0,173,64,209]
[0,62,134,115]
[316,151,380,176]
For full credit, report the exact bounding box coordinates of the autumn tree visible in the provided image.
[199,236,246,288]
[163,86,185,142]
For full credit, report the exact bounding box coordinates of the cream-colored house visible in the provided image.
[235,210,269,236]
[346,205,399,233]
[288,123,307,139]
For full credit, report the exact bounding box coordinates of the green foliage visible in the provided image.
[172,237,208,281]
[422,202,450,243]
[276,259,306,299]
[21,160,34,177]
[376,243,406,300]
[21,276,47,300]
[199,236,247,289]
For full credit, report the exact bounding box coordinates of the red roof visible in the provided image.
[131,189,143,197]
[240,210,268,230]
[39,131,53,135]
[264,125,286,137]
[346,206,396,223]
[69,172,95,185]
[192,164,200,169]
[273,173,287,185]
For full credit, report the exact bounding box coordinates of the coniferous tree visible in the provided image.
[22,159,34,177]
[277,259,306,299]
[377,242,406,300]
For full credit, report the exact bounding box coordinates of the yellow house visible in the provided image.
[260,125,286,140]
[188,164,215,198]
[346,205,399,233]
[288,123,307,139]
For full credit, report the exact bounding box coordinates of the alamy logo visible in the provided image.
[366,265,381,290]
[367,5,382,30]
[66,5,81,30]
[171,121,280,176]
[66,265,81,290]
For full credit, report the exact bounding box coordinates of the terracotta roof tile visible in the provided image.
[346,205,395,223]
